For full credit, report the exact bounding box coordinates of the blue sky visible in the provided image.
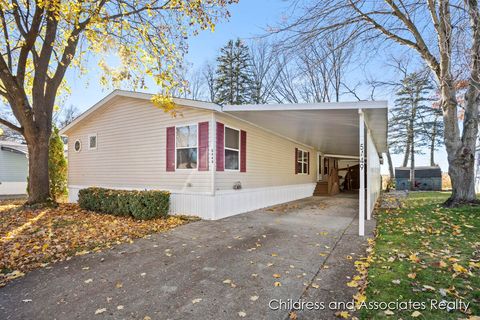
[62,0,449,175]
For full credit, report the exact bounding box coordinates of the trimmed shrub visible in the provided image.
[78,187,170,220]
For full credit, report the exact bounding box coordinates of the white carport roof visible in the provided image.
[223,101,388,157]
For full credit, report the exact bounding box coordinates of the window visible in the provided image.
[74,140,81,152]
[176,125,197,169]
[296,149,309,174]
[225,127,240,170]
[88,134,97,150]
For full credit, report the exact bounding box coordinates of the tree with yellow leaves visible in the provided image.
[0,0,237,204]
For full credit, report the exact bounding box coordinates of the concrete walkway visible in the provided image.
[0,194,375,320]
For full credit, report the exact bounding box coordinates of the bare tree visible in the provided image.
[249,40,283,104]
[54,104,80,129]
[202,61,218,102]
[277,1,479,205]
[271,54,302,103]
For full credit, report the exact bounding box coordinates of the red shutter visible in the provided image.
[295,147,298,174]
[307,152,310,175]
[240,130,247,172]
[166,126,175,172]
[216,122,224,171]
[198,122,209,171]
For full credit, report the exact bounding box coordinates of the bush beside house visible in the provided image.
[78,187,170,220]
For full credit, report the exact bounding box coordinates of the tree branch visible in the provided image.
[0,117,23,133]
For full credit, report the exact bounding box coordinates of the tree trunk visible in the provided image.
[442,88,478,206]
[402,139,410,167]
[430,120,437,166]
[410,135,415,191]
[25,130,51,204]
[430,139,435,167]
[386,148,394,180]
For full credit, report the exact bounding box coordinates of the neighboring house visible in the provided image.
[0,141,28,196]
[395,166,442,191]
[60,90,388,236]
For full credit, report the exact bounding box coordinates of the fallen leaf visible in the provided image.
[273,274,281,278]
[95,308,106,315]
[411,311,421,317]
[250,295,259,301]
[453,263,468,274]
[84,278,93,284]
[192,298,202,304]
[336,311,350,318]
[274,281,282,287]
[117,305,124,310]
[238,311,246,317]
[384,310,394,316]
[407,273,417,279]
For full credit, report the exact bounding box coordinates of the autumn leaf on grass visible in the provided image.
[384,310,394,316]
[391,279,401,285]
[411,311,422,318]
[353,292,366,307]
[346,280,358,287]
[407,273,417,279]
[438,260,448,268]
[452,263,468,274]
[335,311,350,318]
[409,253,420,263]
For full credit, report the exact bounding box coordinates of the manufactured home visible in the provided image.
[60,90,387,236]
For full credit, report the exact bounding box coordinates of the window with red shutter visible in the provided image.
[240,130,247,172]
[216,122,225,171]
[166,126,175,172]
[198,122,209,171]
[296,148,309,174]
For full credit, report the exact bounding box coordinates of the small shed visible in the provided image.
[0,141,28,196]
[395,166,442,191]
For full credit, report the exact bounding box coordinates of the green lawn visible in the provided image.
[360,192,479,319]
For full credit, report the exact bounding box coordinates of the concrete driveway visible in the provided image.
[0,194,375,320]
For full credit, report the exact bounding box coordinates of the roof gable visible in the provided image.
[59,90,222,135]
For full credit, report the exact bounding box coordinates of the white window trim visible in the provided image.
[175,124,199,171]
[74,139,82,152]
[88,133,97,150]
[297,148,309,175]
[224,126,240,172]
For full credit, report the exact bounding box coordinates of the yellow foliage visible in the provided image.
[0,201,191,286]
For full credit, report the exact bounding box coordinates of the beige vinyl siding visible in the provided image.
[66,96,213,192]
[215,113,317,190]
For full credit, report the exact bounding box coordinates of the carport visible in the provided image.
[224,101,388,236]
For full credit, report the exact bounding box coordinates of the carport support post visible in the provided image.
[359,110,365,236]
[366,129,371,221]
